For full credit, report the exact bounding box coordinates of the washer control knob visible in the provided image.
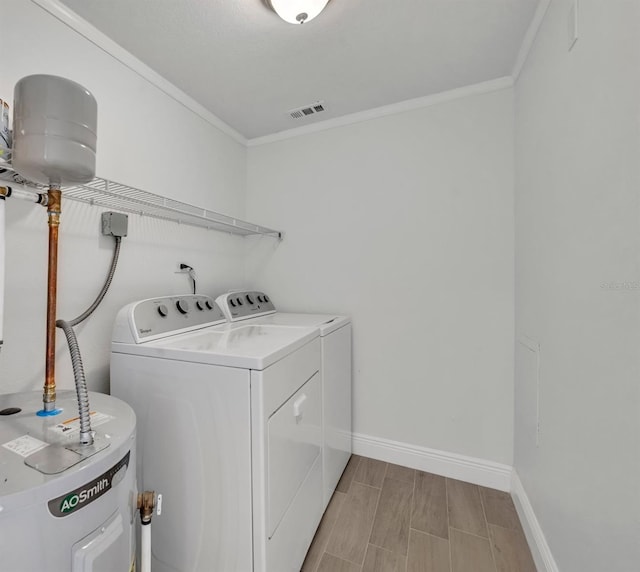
[236,297,243,306]
[176,300,189,314]
[263,295,269,303]
[246,294,254,304]
[230,298,236,307]
[158,304,169,317]
[205,300,214,310]
[196,301,204,311]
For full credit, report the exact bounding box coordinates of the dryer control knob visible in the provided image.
[230,299,236,307]
[176,300,189,314]
[196,301,204,311]
[246,294,254,304]
[158,304,169,317]
[205,300,214,310]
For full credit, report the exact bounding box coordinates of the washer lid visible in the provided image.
[112,323,319,370]
[241,313,350,336]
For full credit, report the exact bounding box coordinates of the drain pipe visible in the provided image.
[43,185,61,414]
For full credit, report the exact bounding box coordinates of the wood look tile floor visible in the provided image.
[302,455,536,572]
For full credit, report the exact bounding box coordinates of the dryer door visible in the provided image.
[267,372,321,538]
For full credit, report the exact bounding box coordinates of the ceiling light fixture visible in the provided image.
[264,0,331,24]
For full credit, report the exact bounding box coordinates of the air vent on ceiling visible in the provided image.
[288,101,326,120]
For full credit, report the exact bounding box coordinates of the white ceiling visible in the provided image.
[58,0,539,140]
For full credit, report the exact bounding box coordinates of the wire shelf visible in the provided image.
[0,159,282,238]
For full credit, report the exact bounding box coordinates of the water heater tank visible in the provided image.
[0,390,136,571]
[12,75,97,186]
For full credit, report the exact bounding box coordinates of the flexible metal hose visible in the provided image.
[56,236,122,445]
[57,320,92,444]
[67,236,122,327]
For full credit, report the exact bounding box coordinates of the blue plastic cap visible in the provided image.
[37,408,63,417]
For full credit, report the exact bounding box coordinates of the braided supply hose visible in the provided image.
[56,236,122,446]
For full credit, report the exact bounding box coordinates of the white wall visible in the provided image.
[0,0,248,394]
[514,1,640,570]
[246,88,515,464]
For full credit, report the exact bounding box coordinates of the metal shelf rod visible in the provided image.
[0,162,282,239]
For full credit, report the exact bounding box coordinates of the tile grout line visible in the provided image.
[408,527,448,541]
[348,455,364,494]
[366,541,408,572]
[352,459,387,489]
[479,487,499,572]
[313,493,348,572]
[448,525,491,541]
[403,473,414,571]
[327,461,385,570]
[375,470,413,561]
[323,548,366,569]
[354,481,383,492]
[407,466,417,572]
[364,479,384,567]
[321,456,362,571]
[445,478,453,572]
[488,521,523,532]
[361,460,392,568]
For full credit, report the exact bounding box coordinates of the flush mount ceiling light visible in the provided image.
[264,0,331,24]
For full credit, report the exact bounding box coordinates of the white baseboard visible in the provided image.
[511,471,559,572]
[351,432,512,492]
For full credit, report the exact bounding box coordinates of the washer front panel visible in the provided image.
[112,295,227,344]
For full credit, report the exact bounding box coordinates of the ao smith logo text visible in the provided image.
[48,452,130,517]
[60,478,109,513]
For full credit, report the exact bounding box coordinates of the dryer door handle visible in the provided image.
[293,394,307,422]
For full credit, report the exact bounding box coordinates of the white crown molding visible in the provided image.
[247,76,514,147]
[511,471,560,572]
[512,0,553,81]
[30,0,247,146]
[29,0,543,146]
[351,432,512,492]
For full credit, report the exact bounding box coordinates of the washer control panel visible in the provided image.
[117,295,226,343]
[215,291,276,322]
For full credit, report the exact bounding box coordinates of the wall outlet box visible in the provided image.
[101,211,129,237]
[568,0,579,51]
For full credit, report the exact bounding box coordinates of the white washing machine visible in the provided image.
[110,294,323,572]
[215,291,351,509]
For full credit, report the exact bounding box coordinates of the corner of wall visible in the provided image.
[511,471,560,572]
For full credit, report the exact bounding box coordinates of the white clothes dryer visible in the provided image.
[215,291,351,508]
[110,294,323,572]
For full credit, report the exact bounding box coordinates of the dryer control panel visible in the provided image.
[215,291,276,322]
[112,295,226,343]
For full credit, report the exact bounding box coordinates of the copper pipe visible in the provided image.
[43,186,61,411]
